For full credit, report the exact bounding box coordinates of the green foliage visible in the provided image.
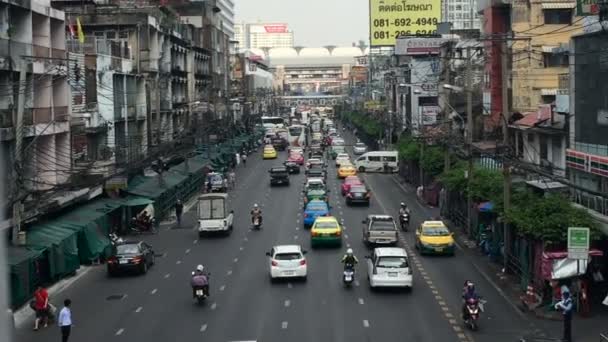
[397,136,419,161]
[439,164,503,203]
[421,146,445,178]
[505,193,601,245]
[343,111,381,137]
[439,162,467,193]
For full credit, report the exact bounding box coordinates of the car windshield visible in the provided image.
[341,164,353,168]
[210,175,222,182]
[350,186,366,193]
[377,256,408,268]
[422,226,451,236]
[355,143,366,148]
[314,221,338,229]
[337,154,349,159]
[275,252,302,260]
[117,244,140,254]
[307,203,327,211]
[371,220,396,230]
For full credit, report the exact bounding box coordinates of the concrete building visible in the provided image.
[443,0,482,30]
[235,22,294,49]
[0,0,71,192]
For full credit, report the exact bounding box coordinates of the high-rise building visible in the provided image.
[443,0,482,30]
[235,22,294,49]
[215,0,235,39]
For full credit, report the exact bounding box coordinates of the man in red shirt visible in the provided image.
[33,286,49,330]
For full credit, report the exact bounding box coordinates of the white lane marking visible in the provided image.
[135,307,143,313]
[176,260,182,265]
[244,237,248,242]
[150,288,158,295]
[340,211,344,215]
[239,247,244,251]
[185,249,191,254]
[296,219,300,224]
[294,235,298,240]
[164,273,171,279]
[363,320,370,328]
[354,280,360,287]
[200,324,208,332]
[227,270,233,276]
[193,239,198,244]
[296,227,300,231]
[284,300,291,307]
[220,285,226,291]
[344,234,349,239]
[234,258,238,263]
[287,283,293,289]
[116,328,125,335]
[282,321,288,329]
[346,242,351,248]
[358,298,365,305]
[211,303,217,310]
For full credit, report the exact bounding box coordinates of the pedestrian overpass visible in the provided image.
[276,95,347,107]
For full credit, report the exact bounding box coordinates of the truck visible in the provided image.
[197,193,234,236]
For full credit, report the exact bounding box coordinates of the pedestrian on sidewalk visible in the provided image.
[33,286,49,330]
[555,290,573,342]
[235,152,240,167]
[228,169,236,190]
[241,153,247,167]
[175,199,184,227]
[57,299,72,342]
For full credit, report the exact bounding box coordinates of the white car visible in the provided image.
[335,153,351,167]
[266,245,308,281]
[366,247,412,290]
[306,158,324,169]
[304,178,325,192]
[353,142,367,155]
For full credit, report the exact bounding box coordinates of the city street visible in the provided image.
[15,137,546,342]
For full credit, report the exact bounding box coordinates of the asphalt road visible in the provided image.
[15,132,544,342]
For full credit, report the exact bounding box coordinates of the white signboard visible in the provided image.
[411,57,441,96]
[567,227,590,260]
[395,38,447,56]
[419,106,439,125]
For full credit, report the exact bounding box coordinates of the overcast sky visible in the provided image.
[235,0,369,47]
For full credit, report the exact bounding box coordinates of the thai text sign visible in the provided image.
[369,0,441,47]
[577,0,599,16]
[568,227,590,260]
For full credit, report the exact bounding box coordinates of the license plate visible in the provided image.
[388,272,398,277]
[196,290,204,296]
[283,271,295,276]
[119,260,128,264]
[435,247,444,252]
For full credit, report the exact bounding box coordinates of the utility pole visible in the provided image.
[11,59,27,246]
[443,45,452,172]
[466,47,474,237]
[501,40,512,272]
[156,77,162,146]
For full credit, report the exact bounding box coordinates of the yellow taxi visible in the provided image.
[337,162,357,179]
[415,221,455,255]
[310,216,342,247]
[263,145,278,159]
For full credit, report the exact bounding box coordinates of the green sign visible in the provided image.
[568,227,590,259]
[577,0,599,16]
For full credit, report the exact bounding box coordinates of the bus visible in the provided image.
[287,124,306,147]
[261,116,285,129]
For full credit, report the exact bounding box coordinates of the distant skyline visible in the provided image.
[234,0,369,47]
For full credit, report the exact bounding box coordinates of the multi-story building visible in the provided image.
[0,0,71,193]
[235,22,294,49]
[443,0,482,30]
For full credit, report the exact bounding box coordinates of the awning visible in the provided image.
[124,196,154,207]
[541,88,558,96]
[541,45,559,53]
[541,249,604,280]
[542,2,576,9]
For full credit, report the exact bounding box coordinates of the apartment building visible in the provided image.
[443,0,482,30]
[235,22,294,50]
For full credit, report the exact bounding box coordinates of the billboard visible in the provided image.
[411,56,441,96]
[369,0,441,47]
[395,37,446,55]
[249,24,288,34]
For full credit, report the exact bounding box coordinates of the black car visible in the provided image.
[271,137,288,151]
[346,184,370,206]
[284,161,300,174]
[269,167,290,186]
[107,241,155,276]
[308,145,323,158]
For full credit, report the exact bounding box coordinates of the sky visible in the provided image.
[234,0,369,47]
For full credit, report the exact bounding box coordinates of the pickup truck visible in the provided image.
[362,215,398,246]
[269,167,290,186]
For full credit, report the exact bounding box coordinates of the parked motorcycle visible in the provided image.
[343,264,355,287]
[399,213,410,231]
[463,297,485,331]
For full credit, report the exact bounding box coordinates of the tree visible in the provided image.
[397,136,419,161]
[439,164,503,203]
[420,146,445,178]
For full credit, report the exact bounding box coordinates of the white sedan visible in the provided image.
[366,247,413,290]
[335,153,351,167]
[353,142,367,155]
[266,245,308,281]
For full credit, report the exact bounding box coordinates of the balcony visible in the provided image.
[33,45,50,58]
[23,106,69,125]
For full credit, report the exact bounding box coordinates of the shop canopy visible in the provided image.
[7,247,43,308]
[126,171,188,199]
[26,224,80,281]
[541,249,604,280]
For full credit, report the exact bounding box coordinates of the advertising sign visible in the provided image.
[577,0,599,16]
[395,37,446,55]
[249,24,288,34]
[419,106,439,125]
[369,0,441,47]
[411,56,441,96]
[567,227,590,260]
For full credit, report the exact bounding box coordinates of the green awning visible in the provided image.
[126,172,188,199]
[6,246,42,267]
[124,196,154,207]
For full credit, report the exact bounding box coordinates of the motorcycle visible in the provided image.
[252,215,262,230]
[108,233,124,246]
[343,264,355,287]
[463,297,485,331]
[191,272,211,305]
[399,213,410,231]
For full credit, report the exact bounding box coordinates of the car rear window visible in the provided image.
[275,253,302,260]
[117,244,140,254]
[308,204,327,211]
[422,226,451,236]
[350,186,366,193]
[370,220,396,231]
[377,256,408,268]
[315,221,338,229]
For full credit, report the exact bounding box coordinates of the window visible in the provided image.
[449,5,454,11]
[544,9,572,24]
[455,4,462,10]
[368,156,382,162]
[464,22,470,28]
[456,13,463,19]
[543,52,568,67]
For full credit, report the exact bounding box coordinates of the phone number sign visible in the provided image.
[369,0,441,47]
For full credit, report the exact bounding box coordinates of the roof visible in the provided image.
[306,200,328,208]
[198,193,229,199]
[374,247,408,257]
[512,106,552,129]
[273,245,302,254]
[369,214,393,219]
[314,216,338,222]
[422,220,447,227]
[306,178,324,183]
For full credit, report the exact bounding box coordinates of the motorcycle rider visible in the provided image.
[399,202,411,216]
[191,264,209,297]
[462,280,480,320]
[341,248,359,270]
[250,203,262,225]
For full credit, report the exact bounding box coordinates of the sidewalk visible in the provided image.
[391,174,608,341]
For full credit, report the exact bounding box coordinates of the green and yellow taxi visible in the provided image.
[415,221,456,255]
[263,144,278,159]
[310,216,342,247]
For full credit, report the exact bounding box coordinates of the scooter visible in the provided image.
[399,213,410,231]
[252,216,262,230]
[463,297,484,331]
[343,264,355,287]
[191,272,211,305]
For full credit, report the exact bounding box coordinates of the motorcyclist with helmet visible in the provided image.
[250,203,263,225]
[341,248,359,269]
[462,280,480,319]
[398,202,411,216]
[191,264,210,297]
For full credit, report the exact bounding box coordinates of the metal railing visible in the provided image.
[572,190,608,216]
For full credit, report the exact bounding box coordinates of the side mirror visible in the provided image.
[361,220,366,224]
[265,252,271,256]
[191,271,195,275]
[230,210,234,214]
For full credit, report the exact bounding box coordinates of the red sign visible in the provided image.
[264,25,287,33]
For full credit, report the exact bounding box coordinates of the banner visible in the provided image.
[577,0,599,16]
[369,0,441,47]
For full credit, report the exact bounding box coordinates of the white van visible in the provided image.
[354,151,399,173]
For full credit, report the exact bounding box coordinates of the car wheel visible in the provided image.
[150,254,156,266]
[107,269,115,277]
[141,262,148,275]
[301,275,307,282]
[358,166,365,172]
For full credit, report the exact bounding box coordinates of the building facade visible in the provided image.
[235,22,294,49]
[443,0,482,30]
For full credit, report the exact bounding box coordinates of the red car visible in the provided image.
[288,152,305,165]
[341,175,363,196]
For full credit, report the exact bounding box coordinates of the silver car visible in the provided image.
[353,142,367,155]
